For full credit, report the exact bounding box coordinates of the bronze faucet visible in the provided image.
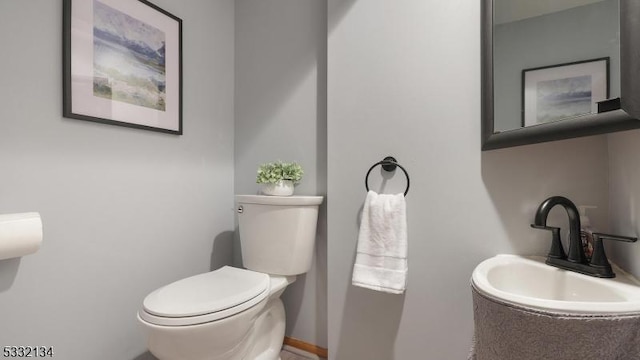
[531,196,637,278]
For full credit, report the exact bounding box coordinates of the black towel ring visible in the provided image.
[365,156,410,196]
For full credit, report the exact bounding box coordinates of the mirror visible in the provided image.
[482,0,640,150]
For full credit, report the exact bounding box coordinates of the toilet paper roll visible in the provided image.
[0,212,43,261]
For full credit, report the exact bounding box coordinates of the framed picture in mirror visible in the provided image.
[522,58,609,127]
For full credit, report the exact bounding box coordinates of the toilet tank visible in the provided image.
[236,195,323,276]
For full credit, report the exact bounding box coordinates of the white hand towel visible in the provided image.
[352,190,408,294]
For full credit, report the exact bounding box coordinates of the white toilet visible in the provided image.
[137,195,323,360]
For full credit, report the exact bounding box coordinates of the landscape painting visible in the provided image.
[65,0,182,134]
[522,58,608,128]
[93,0,166,111]
[535,75,592,124]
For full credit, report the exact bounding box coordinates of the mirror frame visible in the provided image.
[481,0,640,150]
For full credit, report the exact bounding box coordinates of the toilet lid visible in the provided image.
[140,266,269,325]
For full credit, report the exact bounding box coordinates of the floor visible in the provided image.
[280,349,321,360]
[280,350,306,360]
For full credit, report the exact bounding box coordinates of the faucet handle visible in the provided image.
[531,225,566,259]
[531,224,559,231]
[592,233,638,243]
[589,233,638,278]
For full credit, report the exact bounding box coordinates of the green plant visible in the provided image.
[256,161,304,185]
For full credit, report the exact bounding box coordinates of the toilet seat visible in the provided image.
[139,266,270,326]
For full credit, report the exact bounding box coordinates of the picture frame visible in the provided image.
[63,0,183,134]
[522,58,609,127]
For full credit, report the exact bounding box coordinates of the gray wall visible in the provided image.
[327,0,609,358]
[494,0,619,131]
[0,1,235,359]
[234,0,328,348]
[607,129,640,277]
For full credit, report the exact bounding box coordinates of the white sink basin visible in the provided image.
[472,254,640,314]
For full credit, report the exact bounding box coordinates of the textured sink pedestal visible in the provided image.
[469,255,640,360]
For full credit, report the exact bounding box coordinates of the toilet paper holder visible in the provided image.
[0,212,43,261]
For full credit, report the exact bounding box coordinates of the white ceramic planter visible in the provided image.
[261,180,294,196]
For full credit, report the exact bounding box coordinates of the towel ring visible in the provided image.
[365,156,410,196]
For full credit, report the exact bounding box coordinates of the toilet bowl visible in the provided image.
[138,195,323,360]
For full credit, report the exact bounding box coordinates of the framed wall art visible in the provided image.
[63,0,182,134]
[522,58,609,127]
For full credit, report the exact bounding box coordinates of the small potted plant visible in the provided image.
[256,161,304,196]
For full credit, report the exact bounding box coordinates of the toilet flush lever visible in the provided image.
[237,205,243,214]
